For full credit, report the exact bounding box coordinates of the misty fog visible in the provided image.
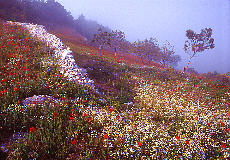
[56,0,230,74]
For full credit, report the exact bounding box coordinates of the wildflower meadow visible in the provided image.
[0,20,229,159]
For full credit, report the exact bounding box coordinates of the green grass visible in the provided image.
[0,21,229,159]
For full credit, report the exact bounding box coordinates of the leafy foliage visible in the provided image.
[75,15,111,41]
[159,40,181,67]
[90,28,111,56]
[91,28,127,56]
[184,28,215,70]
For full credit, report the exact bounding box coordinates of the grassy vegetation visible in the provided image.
[0,21,229,159]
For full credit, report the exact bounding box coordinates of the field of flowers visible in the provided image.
[0,21,229,159]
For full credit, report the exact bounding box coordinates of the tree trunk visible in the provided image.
[185,53,196,71]
[99,45,102,56]
[140,56,145,66]
[148,58,152,66]
[114,48,117,57]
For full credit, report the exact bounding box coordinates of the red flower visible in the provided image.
[70,117,74,121]
[207,122,211,126]
[62,97,65,100]
[221,143,226,148]
[213,114,217,119]
[195,117,198,121]
[176,136,180,140]
[30,127,35,133]
[71,139,76,145]
[83,113,88,117]
[185,140,189,145]
[84,99,87,103]
[133,125,137,128]
[14,88,18,91]
[70,113,73,116]
[109,108,113,112]
[87,117,91,122]
[220,121,225,126]
[53,113,58,117]
[103,134,108,139]
[71,109,74,111]
[116,115,120,119]
[137,142,142,147]
[224,129,229,132]
[21,109,24,112]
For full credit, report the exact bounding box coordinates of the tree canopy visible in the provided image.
[184,28,215,71]
[159,41,181,67]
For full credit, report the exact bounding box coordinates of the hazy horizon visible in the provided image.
[56,0,230,74]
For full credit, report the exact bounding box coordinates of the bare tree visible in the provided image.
[91,29,126,57]
[129,38,161,65]
[159,40,181,67]
[91,28,110,56]
[184,28,215,71]
[107,30,126,56]
[143,38,161,64]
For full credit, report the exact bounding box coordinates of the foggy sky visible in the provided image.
[56,0,230,74]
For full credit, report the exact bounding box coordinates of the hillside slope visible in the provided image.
[0,21,229,159]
